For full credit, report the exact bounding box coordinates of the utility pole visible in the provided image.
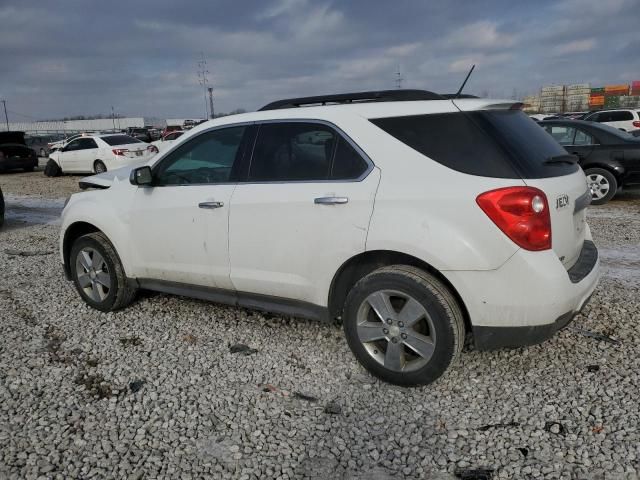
[395,65,404,89]
[1,100,9,131]
[111,106,116,132]
[197,52,210,120]
[208,87,214,119]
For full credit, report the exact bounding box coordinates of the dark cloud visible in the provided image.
[1,0,638,119]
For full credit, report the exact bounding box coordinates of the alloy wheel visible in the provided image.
[75,247,111,302]
[587,173,610,200]
[356,289,436,372]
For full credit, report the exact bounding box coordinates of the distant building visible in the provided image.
[6,117,166,134]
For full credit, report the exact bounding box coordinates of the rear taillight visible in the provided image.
[112,148,129,156]
[147,144,159,154]
[632,120,640,128]
[476,186,551,251]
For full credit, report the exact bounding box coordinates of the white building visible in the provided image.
[6,117,166,134]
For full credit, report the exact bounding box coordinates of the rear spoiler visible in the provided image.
[452,99,524,111]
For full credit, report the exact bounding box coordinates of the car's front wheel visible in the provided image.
[585,168,617,205]
[70,232,136,312]
[94,160,107,174]
[343,265,464,386]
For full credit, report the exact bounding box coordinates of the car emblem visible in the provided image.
[556,194,569,210]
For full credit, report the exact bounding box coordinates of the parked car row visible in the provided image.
[532,108,640,132]
[45,134,158,176]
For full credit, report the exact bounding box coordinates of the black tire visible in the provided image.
[94,160,107,174]
[44,159,62,177]
[70,232,137,312]
[0,187,4,228]
[343,265,465,386]
[585,168,617,205]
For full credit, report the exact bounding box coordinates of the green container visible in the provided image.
[604,96,620,108]
[591,87,605,93]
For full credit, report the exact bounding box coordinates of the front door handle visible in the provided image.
[314,196,349,205]
[198,201,224,209]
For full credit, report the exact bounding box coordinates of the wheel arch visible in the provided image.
[328,250,471,331]
[62,221,102,279]
[583,162,624,181]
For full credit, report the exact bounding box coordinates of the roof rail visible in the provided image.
[440,93,479,99]
[258,89,445,111]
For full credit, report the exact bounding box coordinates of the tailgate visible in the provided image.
[525,170,589,269]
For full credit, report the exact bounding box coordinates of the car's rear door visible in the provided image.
[228,121,379,307]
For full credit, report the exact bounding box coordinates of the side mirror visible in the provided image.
[130,166,153,186]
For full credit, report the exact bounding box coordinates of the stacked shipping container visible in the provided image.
[566,83,590,111]
[540,85,564,113]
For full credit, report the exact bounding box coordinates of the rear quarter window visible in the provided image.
[371,110,578,179]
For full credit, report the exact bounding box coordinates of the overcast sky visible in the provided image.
[1,0,639,120]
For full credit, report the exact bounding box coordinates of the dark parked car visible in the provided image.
[540,119,640,204]
[0,131,39,173]
[25,133,66,157]
[126,127,152,143]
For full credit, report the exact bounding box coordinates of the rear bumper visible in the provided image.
[0,157,38,170]
[473,294,592,350]
[444,239,600,349]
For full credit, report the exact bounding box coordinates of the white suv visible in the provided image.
[583,109,640,132]
[59,90,600,386]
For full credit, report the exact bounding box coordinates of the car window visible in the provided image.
[249,123,336,181]
[77,138,98,150]
[546,126,576,145]
[608,111,632,121]
[330,137,369,179]
[166,132,183,141]
[65,139,82,151]
[573,129,597,145]
[154,126,246,185]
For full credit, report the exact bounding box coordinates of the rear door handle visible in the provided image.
[198,201,224,209]
[314,196,349,205]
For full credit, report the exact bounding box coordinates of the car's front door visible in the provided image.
[74,137,100,172]
[228,121,380,307]
[59,138,86,171]
[128,125,250,289]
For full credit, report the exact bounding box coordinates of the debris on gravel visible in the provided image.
[229,343,258,355]
[0,184,639,479]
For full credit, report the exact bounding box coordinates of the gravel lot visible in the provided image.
[1,172,639,480]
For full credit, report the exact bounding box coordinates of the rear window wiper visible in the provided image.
[543,154,578,165]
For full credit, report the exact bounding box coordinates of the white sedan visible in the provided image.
[151,130,185,152]
[48,134,158,174]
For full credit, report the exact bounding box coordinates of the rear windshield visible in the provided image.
[100,135,142,146]
[371,110,578,179]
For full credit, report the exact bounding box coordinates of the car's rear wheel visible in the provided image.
[585,168,617,205]
[343,265,464,386]
[94,160,107,174]
[70,232,136,312]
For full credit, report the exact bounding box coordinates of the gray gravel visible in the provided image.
[0,182,639,479]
